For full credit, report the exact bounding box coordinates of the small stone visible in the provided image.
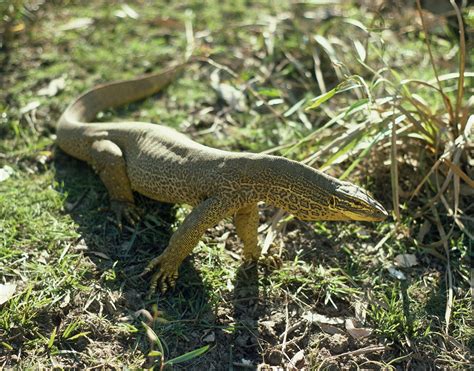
[203,332,215,343]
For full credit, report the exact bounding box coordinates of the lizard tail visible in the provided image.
[59,61,190,125]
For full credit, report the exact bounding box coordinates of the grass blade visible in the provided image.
[305,87,338,110]
[430,206,454,335]
[449,0,466,130]
[306,79,363,111]
[390,106,400,221]
[165,345,210,366]
[48,327,56,349]
[415,0,454,125]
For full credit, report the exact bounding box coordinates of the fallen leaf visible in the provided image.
[260,320,277,337]
[88,251,111,260]
[217,231,231,241]
[417,219,431,243]
[60,291,71,308]
[354,301,367,324]
[345,318,373,339]
[60,18,94,31]
[0,165,14,182]
[317,323,345,335]
[388,266,406,280]
[36,151,53,165]
[303,312,344,325]
[202,332,215,343]
[240,359,252,366]
[215,83,247,111]
[38,76,66,97]
[10,22,25,33]
[148,16,181,29]
[226,278,234,291]
[394,254,418,268]
[0,283,17,305]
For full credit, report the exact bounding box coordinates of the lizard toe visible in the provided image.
[166,275,177,291]
[110,200,139,229]
[130,209,142,224]
[259,254,283,271]
[145,256,162,273]
[160,280,169,294]
[124,211,137,226]
[149,271,162,293]
[145,255,179,294]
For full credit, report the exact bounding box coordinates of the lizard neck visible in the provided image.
[249,155,340,219]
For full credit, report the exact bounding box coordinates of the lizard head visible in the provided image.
[281,180,388,222]
[259,156,388,222]
[328,182,388,222]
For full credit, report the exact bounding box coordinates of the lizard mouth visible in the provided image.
[336,184,389,222]
[342,204,388,221]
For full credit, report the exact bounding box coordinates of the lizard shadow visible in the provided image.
[232,263,262,365]
[53,149,217,362]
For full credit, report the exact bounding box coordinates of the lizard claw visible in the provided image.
[124,206,141,226]
[259,254,283,271]
[110,200,142,229]
[143,254,179,295]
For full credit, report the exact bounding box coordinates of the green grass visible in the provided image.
[1,0,472,368]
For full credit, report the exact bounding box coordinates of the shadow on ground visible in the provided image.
[53,148,263,368]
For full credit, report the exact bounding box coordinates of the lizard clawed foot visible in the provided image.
[142,254,179,295]
[259,254,283,271]
[110,200,142,230]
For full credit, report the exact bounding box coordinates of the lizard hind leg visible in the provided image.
[90,139,141,228]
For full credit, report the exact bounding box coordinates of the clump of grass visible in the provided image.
[296,0,472,338]
[306,0,472,344]
[300,1,471,234]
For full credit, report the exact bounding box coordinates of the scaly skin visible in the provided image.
[56,62,388,293]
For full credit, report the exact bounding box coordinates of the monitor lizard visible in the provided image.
[56,61,388,293]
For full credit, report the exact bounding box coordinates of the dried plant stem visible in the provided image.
[449,0,466,129]
[430,206,454,335]
[391,103,400,221]
[415,0,454,126]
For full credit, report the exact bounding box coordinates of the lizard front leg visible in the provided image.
[235,203,282,269]
[90,139,141,228]
[235,203,260,261]
[145,195,240,293]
